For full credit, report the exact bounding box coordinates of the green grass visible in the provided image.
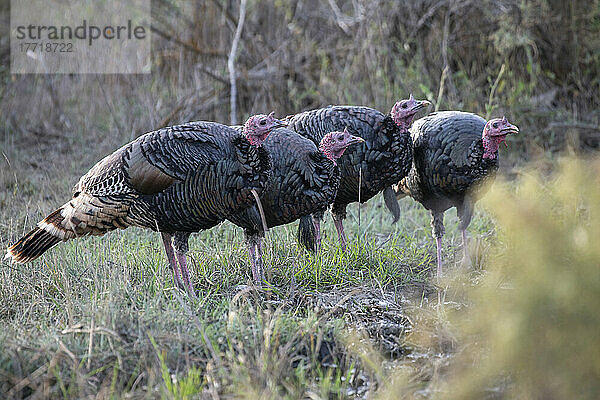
[1,0,598,395]
[0,184,493,398]
[1,128,597,399]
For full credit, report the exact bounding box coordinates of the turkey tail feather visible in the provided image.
[6,207,72,263]
[6,191,132,264]
[383,186,401,223]
[6,221,66,265]
[298,215,316,253]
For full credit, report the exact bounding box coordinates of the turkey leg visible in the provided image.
[461,230,470,264]
[247,242,258,281]
[431,211,445,276]
[161,232,184,290]
[173,232,196,299]
[174,251,196,299]
[332,214,347,252]
[312,216,322,252]
[256,238,265,282]
[435,237,443,276]
[458,198,474,266]
[246,234,264,284]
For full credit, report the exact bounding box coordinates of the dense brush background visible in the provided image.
[1,0,599,398]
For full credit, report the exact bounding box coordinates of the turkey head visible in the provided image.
[390,94,431,129]
[482,116,519,159]
[244,112,287,146]
[319,128,365,164]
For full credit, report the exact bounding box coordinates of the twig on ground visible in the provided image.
[56,337,77,368]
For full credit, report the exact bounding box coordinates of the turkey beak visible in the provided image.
[346,135,365,147]
[501,123,519,135]
[507,124,519,134]
[414,100,431,112]
[272,119,287,129]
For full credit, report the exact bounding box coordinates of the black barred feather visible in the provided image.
[382,186,401,223]
[393,111,499,237]
[6,121,271,263]
[298,215,316,252]
[395,111,496,212]
[227,128,340,252]
[286,106,412,220]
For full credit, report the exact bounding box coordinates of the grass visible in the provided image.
[439,158,600,400]
[0,175,495,398]
[1,1,598,395]
[0,68,498,397]
[0,106,597,398]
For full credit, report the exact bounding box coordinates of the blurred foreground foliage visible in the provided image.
[441,157,600,399]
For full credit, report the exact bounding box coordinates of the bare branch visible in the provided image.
[151,25,227,58]
[208,0,238,32]
[228,0,248,125]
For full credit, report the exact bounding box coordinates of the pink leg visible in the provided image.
[435,236,443,276]
[333,215,347,252]
[161,233,183,289]
[312,217,321,252]
[175,250,197,299]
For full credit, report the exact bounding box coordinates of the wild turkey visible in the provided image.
[228,127,364,281]
[286,95,430,250]
[5,113,286,296]
[394,112,519,275]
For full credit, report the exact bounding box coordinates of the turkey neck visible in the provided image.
[392,116,414,133]
[243,125,268,147]
[482,135,500,159]
[319,145,344,165]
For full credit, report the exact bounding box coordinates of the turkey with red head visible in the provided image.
[228,127,363,282]
[286,95,430,251]
[394,112,519,275]
[6,113,285,297]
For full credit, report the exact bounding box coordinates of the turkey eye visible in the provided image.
[493,122,498,128]
[259,120,266,126]
[338,136,344,141]
[401,103,407,109]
